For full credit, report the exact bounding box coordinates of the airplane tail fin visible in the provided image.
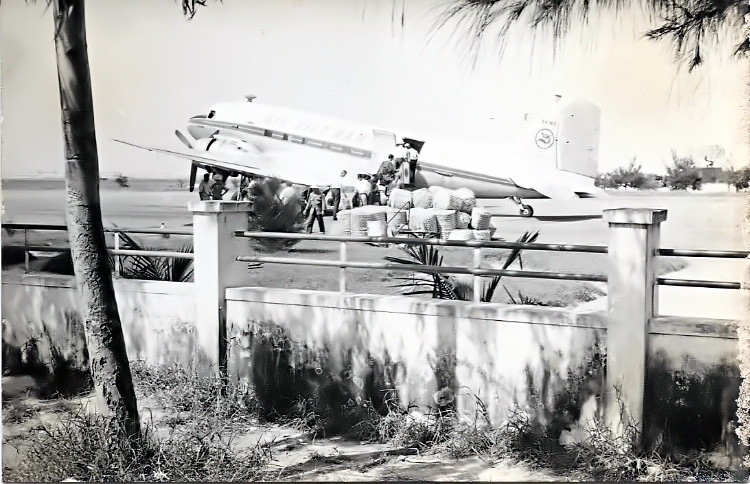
[555,100,600,179]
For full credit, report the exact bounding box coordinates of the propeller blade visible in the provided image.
[189,163,198,192]
[175,129,194,149]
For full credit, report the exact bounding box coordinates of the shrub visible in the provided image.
[596,159,650,189]
[114,174,129,188]
[246,177,305,252]
[112,230,193,282]
[666,151,702,190]
[728,166,750,191]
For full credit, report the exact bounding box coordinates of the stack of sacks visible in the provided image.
[432,189,463,211]
[412,188,434,209]
[409,207,439,234]
[350,206,387,235]
[367,219,388,237]
[473,229,492,241]
[454,187,476,214]
[337,209,352,235]
[471,207,492,230]
[432,209,457,239]
[456,212,472,229]
[388,188,413,209]
[448,229,474,241]
[386,207,408,233]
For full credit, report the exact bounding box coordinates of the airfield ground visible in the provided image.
[2,180,748,317]
[2,181,749,480]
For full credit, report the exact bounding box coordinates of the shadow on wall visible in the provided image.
[2,312,92,398]
[644,350,743,457]
[517,343,606,448]
[238,319,421,436]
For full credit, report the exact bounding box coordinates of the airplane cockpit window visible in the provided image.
[208,110,216,119]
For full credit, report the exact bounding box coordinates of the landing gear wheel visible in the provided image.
[519,205,534,218]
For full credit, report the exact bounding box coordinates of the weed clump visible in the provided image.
[3,406,270,482]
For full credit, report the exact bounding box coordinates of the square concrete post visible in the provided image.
[190,201,252,375]
[603,208,667,441]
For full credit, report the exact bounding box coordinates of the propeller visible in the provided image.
[175,129,194,149]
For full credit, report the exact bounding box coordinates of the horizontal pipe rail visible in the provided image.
[10,246,194,259]
[658,248,750,259]
[17,246,69,253]
[657,278,742,290]
[105,227,193,236]
[236,255,607,282]
[235,231,608,253]
[110,249,194,259]
[3,223,67,231]
[2,223,193,236]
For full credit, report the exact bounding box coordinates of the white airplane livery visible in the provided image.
[116,94,600,217]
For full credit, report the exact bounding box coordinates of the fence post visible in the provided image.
[190,200,253,376]
[340,241,347,294]
[23,229,29,274]
[603,208,667,442]
[473,248,482,302]
[113,232,121,276]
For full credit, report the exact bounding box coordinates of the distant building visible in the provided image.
[696,167,725,184]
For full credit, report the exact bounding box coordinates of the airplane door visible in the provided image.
[372,129,398,162]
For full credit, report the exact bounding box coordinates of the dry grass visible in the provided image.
[3,362,272,482]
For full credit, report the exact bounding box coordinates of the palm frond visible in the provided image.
[437,0,747,71]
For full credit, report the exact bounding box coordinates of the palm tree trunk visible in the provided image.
[52,0,140,439]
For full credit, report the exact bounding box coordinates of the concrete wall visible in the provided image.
[1,274,200,373]
[1,274,741,454]
[225,287,607,435]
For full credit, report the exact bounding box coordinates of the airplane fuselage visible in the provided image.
[184,97,601,201]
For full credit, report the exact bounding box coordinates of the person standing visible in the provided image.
[210,173,228,200]
[330,170,347,221]
[356,174,371,206]
[304,186,325,234]
[368,175,381,206]
[376,155,396,186]
[198,173,212,200]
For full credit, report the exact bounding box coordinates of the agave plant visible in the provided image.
[112,230,194,282]
[246,177,306,252]
[386,230,540,302]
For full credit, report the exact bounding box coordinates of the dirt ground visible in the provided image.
[1,375,560,482]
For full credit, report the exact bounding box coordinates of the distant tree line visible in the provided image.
[596,149,749,191]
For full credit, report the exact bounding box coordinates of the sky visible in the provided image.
[1,0,747,178]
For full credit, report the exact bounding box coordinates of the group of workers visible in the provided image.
[196,142,419,235]
[302,142,420,234]
[197,173,229,201]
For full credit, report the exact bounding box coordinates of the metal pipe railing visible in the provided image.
[658,248,750,258]
[2,223,193,236]
[4,223,194,275]
[236,255,608,282]
[657,278,743,290]
[235,231,609,253]
[110,249,194,259]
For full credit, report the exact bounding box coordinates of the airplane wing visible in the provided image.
[113,139,306,186]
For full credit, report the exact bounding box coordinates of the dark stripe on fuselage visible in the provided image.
[189,118,373,159]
